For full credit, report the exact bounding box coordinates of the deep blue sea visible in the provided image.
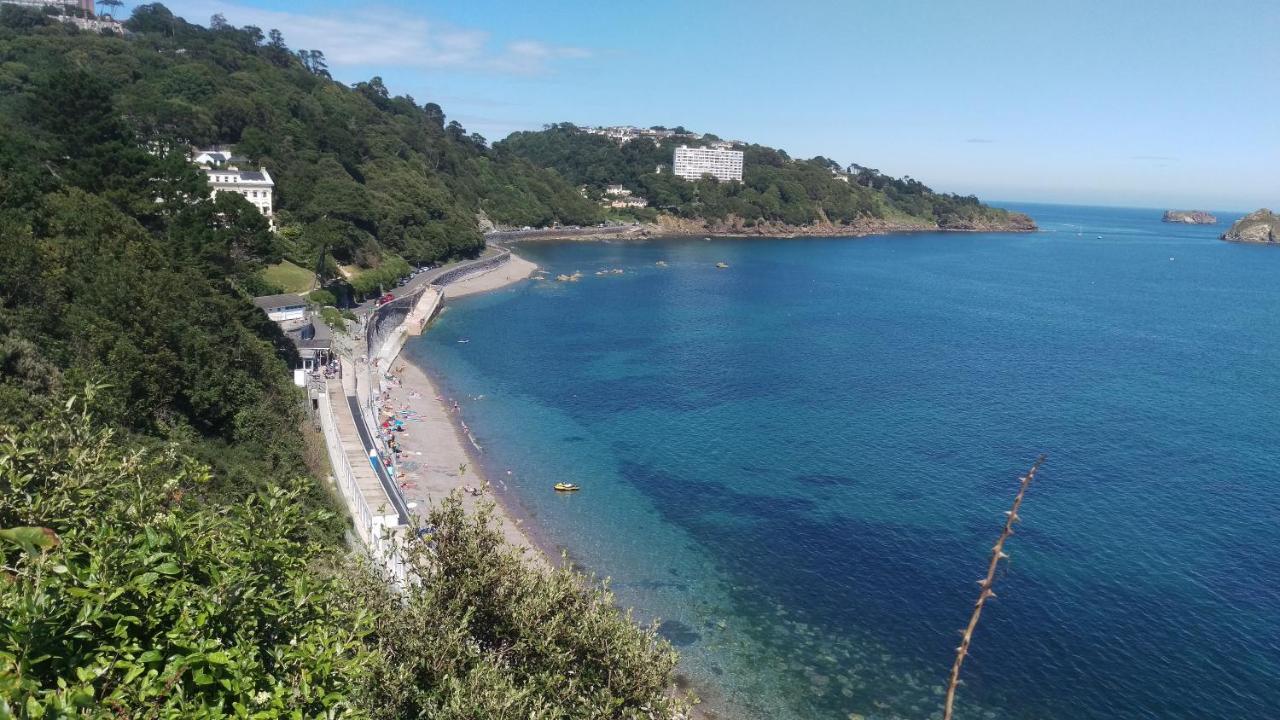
[405,204,1280,720]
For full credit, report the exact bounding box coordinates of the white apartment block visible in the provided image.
[673,145,744,183]
[3,0,92,12]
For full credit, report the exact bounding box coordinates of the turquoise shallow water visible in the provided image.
[405,204,1280,720]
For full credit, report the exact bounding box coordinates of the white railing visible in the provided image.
[319,387,374,542]
[318,383,408,587]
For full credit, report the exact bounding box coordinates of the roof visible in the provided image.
[203,168,274,188]
[287,321,332,350]
[252,294,306,311]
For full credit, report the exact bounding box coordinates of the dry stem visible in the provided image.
[942,455,1046,720]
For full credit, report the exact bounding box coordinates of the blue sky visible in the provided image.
[158,0,1278,210]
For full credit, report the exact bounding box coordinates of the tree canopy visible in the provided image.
[498,123,1029,230]
[2,4,601,282]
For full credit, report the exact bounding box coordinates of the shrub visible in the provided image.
[0,399,689,718]
[0,396,372,717]
[355,496,690,719]
[308,288,337,307]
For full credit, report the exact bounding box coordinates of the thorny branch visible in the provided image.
[942,455,1047,720]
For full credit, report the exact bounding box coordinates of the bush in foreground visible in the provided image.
[357,499,685,719]
[0,396,371,717]
[0,398,687,718]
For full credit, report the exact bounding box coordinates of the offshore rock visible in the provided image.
[1162,210,1217,224]
[1221,209,1280,244]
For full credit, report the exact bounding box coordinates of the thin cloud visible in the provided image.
[180,1,591,75]
[1131,154,1177,161]
[965,138,995,144]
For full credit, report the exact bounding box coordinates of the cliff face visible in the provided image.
[652,212,1036,238]
[1221,209,1280,244]
[937,213,1038,232]
[1163,210,1217,224]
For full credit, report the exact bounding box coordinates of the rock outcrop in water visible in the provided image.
[1221,209,1280,244]
[1162,210,1217,224]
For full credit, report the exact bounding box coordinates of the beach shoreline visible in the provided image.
[372,251,551,565]
[486,214,1038,245]
[444,253,540,298]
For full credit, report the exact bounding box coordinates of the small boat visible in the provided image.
[716,262,729,269]
[553,483,580,492]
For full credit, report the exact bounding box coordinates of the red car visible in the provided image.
[377,293,396,305]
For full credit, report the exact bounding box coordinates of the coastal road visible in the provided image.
[485,224,644,243]
[352,245,505,313]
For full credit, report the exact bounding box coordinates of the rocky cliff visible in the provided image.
[1163,210,1217,224]
[651,212,1037,238]
[1221,209,1280,244]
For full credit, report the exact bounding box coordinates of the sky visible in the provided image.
[154,0,1279,210]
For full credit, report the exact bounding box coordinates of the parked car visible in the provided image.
[378,292,395,305]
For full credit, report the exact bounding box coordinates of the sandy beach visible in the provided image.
[371,251,546,563]
[443,253,538,298]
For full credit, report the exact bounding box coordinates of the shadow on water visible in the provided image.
[657,619,703,647]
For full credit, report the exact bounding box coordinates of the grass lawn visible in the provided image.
[262,260,317,294]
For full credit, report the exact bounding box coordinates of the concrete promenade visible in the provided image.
[318,248,535,577]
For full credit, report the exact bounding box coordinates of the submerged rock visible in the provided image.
[1163,210,1217,224]
[1221,209,1280,244]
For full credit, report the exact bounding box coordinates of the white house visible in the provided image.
[191,147,275,224]
[204,167,275,221]
[252,294,308,329]
[608,196,648,209]
[251,294,332,370]
[192,149,246,167]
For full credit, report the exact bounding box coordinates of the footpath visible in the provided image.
[317,249,536,580]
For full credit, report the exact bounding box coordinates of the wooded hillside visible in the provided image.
[499,123,1035,232]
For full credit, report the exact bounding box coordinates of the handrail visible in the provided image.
[319,380,408,586]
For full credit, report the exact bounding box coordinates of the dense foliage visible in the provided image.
[355,500,682,719]
[0,9,684,716]
[1,404,685,717]
[0,54,321,509]
[0,4,600,278]
[499,123,1029,230]
[0,400,371,717]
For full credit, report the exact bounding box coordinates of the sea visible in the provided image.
[403,203,1280,720]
